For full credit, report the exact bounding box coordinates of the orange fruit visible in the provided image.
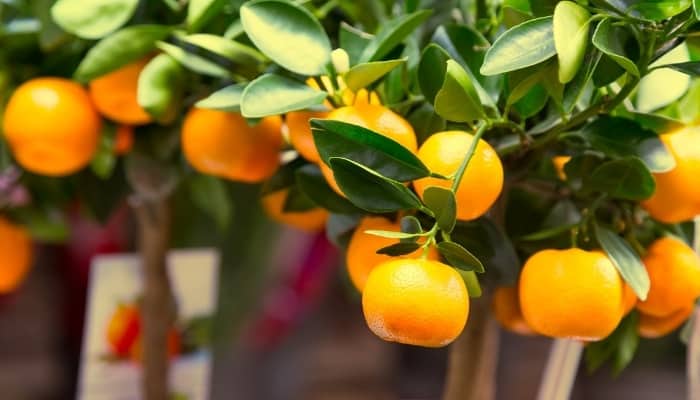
[319,104,418,195]
[3,77,101,176]
[88,58,152,125]
[362,258,469,347]
[552,155,571,181]
[0,217,32,293]
[114,125,134,155]
[637,236,700,317]
[622,283,637,316]
[106,304,140,357]
[346,216,438,292]
[638,306,693,339]
[642,127,700,223]
[413,131,504,221]
[492,286,534,335]
[286,110,328,163]
[181,108,283,183]
[261,189,329,232]
[519,248,624,340]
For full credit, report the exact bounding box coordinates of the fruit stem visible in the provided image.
[536,339,584,400]
[451,120,490,193]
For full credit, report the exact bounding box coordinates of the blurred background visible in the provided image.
[0,185,688,400]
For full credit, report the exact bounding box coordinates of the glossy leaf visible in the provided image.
[580,116,675,173]
[513,84,548,118]
[241,0,331,75]
[400,215,423,235]
[407,103,446,143]
[241,74,327,118]
[282,186,317,212]
[311,119,430,181]
[90,124,117,180]
[359,10,431,63]
[458,270,482,297]
[481,17,556,76]
[602,0,691,21]
[365,229,422,239]
[418,44,450,103]
[595,224,649,300]
[339,22,373,66]
[553,1,590,83]
[696,0,700,19]
[156,41,230,78]
[74,25,172,82]
[438,241,485,273]
[295,164,361,214]
[592,18,639,77]
[195,84,246,112]
[423,186,457,233]
[377,242,421,256]
[628,112,684,134]
[563,50,602,113]
[328,157,423,213]
[188,174,232,231]
[638,44,690,112]
[586,157,656,200]
[187,0,227,32]
[344,59,406,91]
[183,34,266,66]
[137,53,185,124]
[434,60,485,122]
[51,0,138,39]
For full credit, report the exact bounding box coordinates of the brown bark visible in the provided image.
[688,217,700,400]
[442,293,500,400]
[132,196,176,400]
[536,339,583,400]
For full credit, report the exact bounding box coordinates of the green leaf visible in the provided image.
[328,157,423,213]
[137,54,185,124]
[188,174,232,231]
[432,25,498,109]
[664,61,700,75]
[282,185,317,212]
[155,41,227,78]
[585,313,639,374]
[434,60,485,122]
[563,50,602,113]
[423,186,457,233]
[591,18,639,77]
[695,0,700,19]
[344,59,406,91]
[586,157,656,200]
[365,229,422,239]
[480,16,556,76]
[359,10,432,63]
[580,116,675,173]
[241,74,327,118]
[51,0,138,39]
[407,103,446,143]
[602,0,691,21]
[241,0,331,75]
[326,213,361,248]
[90,124,117,180]
[15,208,69,243]
[592,54,626,87]
[183,34,266,66]
[186,0,227,32]
[377,242,421,256]
[595,224,649,300]
[339,22,373,66]
[513,83,548,118]
[637,44,690,112]
[295,164,361,215]
[553,1,590,84]
[418,44,450,103]
[74,25,172,82]
[518,224,578,241]
[195,84,245,112]
[438,241,485,273]
[400,215,423,235]
[628,112,684,134]
[458,270,482,297]
[311,119,430,181]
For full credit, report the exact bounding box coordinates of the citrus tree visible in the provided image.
[2,0,700,399]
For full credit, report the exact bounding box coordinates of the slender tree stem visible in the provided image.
[452,122,490,192]
[442,293,499,400]
[537,339,584,400]
[687,217,700,400]
[132,195,176,400]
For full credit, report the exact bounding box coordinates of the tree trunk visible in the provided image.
[442,293,499,400]
[536,339,583,400]
[133,196,176,400]
[688,217,700,400]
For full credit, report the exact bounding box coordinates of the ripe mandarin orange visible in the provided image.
[286,110,328,163]
[114,125,134,155]
[89,58,152,125]
[413,131,503,221]
[637,236,700,317]
[492,286,534,335]
[642,127,700,223]
[106,304,140,357]
[519,248,624,340]
[319,104,417,195]
[3,77,101,176]
[362,258,469,347]
[0,217,32,293]
[552,155,571,181]
[261,189,328,232]
[181,108,283,183]
[346,216,438,292]
[638,306,693,339]
[622,283,637,316]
